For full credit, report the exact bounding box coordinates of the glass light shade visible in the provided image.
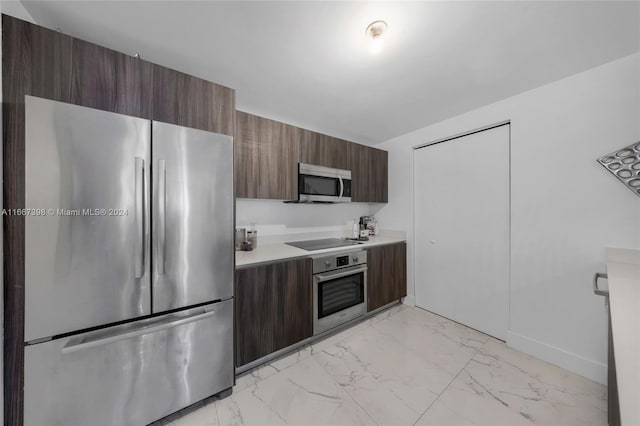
[370,35,384,54]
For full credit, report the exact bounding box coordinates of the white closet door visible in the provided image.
[414,124,509,340]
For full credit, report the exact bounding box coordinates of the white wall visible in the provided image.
[376,52,640,384]
[1,3,36,423]
[237,199,373,229]
[236,198,375,243]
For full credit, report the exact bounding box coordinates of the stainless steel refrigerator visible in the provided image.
[22,96,234,425]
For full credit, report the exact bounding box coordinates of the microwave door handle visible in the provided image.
[338,176,344,199]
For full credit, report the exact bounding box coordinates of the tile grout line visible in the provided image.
[225,306,406,425]
[308,354,381,426]
[412,345,480,425]
[341,305,488,425]
[234,305,407,394]
[214,400,221,426]
[307,307,410,426]
[234,344,313,392]
[303,306,410,426]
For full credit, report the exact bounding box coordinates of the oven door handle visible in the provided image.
[315,266,367,282]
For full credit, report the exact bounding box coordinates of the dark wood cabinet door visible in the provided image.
[28,22,153,119]
[350,142,371,202]
[153,65,235,135]
[29,23,73,104]
[299,131,350,170]
[69,39,153,118]
[371,148,388,203]
[235,258,312,367]
[349,143,388,203]
[234,111,299,200]
[367,243,407,312]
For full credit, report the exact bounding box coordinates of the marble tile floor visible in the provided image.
[171,305,607,426]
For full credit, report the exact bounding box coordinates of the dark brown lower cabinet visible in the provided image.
[608,305,621,426]
[235,258,313,367]
[367,243,407,312]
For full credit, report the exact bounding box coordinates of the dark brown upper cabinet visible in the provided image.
[28,21,153,119]
[350,142,371,203]
[371,147,389,203]
[299,131,350,170]
[350,143,388,203]
[25,16,234,130]
[234,111,388,202]
[367,242,407,312]
[234,111,300,200]
[235,258,313,367]
[70,39,154,119]
[152,65,235,135]
[29,22,73,104]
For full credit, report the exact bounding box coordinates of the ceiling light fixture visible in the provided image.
[365,20,388,55]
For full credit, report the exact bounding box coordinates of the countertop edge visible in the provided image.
[606,248,640,426]
[235,237,407,269]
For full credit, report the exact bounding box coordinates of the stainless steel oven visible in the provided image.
[313,250,367,335]
[298,163,351,203]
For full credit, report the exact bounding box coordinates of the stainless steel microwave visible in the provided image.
[298,163,352,203]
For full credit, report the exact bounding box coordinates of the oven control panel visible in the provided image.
[312,250,367,274]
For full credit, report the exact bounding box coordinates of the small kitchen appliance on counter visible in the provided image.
[247,229,258,248]
[235,228,246,250]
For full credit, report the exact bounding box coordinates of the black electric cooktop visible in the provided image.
[285,238,362,251]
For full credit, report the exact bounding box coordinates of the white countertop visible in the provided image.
[606,247,640,426]
[236,235,407,268]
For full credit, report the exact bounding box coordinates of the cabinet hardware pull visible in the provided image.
[593,272,609,297]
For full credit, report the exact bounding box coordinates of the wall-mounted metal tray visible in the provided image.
[597,142,640,197]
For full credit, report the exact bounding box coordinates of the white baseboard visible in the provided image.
[402,295,416,307]
[506,330,607,385]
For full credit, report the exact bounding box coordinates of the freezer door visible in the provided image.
[152,121,234,312]
[24,96,151,342]
[24,300,234,426]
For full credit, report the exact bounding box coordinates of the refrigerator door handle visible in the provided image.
[158,159,166,274]
[61,309,216,355]
[134,157,145,278]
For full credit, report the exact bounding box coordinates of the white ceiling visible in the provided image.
[21,1,640,145]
